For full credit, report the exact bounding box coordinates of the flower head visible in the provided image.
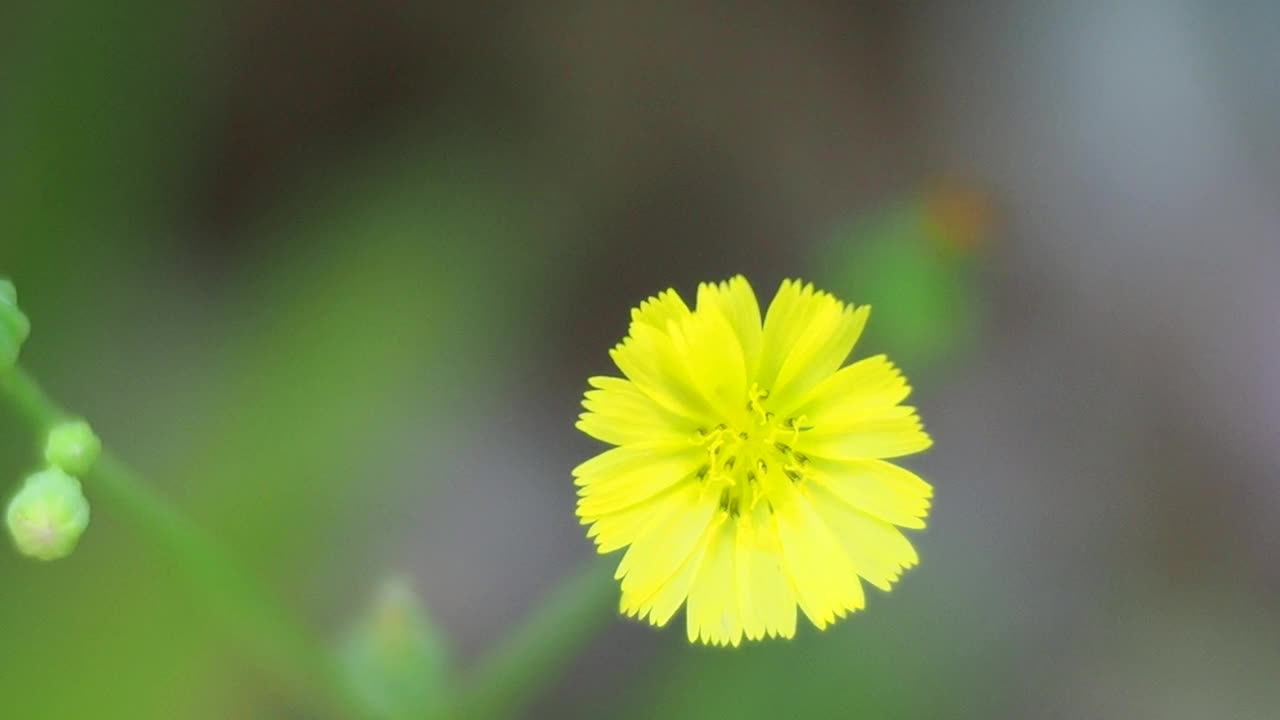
[575,276,932,645]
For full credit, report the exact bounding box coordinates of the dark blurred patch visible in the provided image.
[194,1,524,247]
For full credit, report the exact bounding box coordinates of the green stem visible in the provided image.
[456,558,618,720]
[6,363,625,719]
[0,365,357,717]
[0,364,61,430]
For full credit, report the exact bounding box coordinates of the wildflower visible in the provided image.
[7,467,91,561]
[575,276,932,645]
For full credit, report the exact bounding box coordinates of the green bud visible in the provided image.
[341,576,449,719]
[6,468,91,561]
[45,420,102,477]
[0,277,31,372]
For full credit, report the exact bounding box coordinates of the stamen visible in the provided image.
[787,415,811,444]
[693,385,815,529]
[747,383,772,424]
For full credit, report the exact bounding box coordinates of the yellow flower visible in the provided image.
[574,276,933,646]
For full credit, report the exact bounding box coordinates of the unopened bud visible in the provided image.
[341,576,448,718]
[0,278,30,372]
[6,468,91,561]
[45,420,102,477]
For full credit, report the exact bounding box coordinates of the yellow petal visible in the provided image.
[610,323,717,423]
[572,442,693,485]
[735,503,797,640]
[668,307,748,421]
[755,279,811,389]
[798,406,932,460]
[623,515,718,626]
[807,457,932,529]
[766,470,865,628]
[578,376,699,445]
[768,303,869,414]
[576,448,704,516]
[695,276,763,379]
[586,507,650,553]
[788,354,911,423]
[615,484,718,602]
[806,483,920,592]
[685,514,744,646]
[629,288,692,334]
[756,281,866,405]
[587,494,672,553]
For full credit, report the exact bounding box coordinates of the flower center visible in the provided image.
[691,383,811,516]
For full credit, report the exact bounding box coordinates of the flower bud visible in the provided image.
[45,420,102,477]
[341,576,448,718]
[6,468,91,561]
[0,278,31,372]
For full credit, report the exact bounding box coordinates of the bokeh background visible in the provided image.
[4,2,1280,718]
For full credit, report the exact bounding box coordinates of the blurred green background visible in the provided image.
[4,3,1280,718]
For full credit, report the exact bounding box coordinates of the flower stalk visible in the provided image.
[455,558,617,720]
[0,364,357,716]
[1,275,626,719]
